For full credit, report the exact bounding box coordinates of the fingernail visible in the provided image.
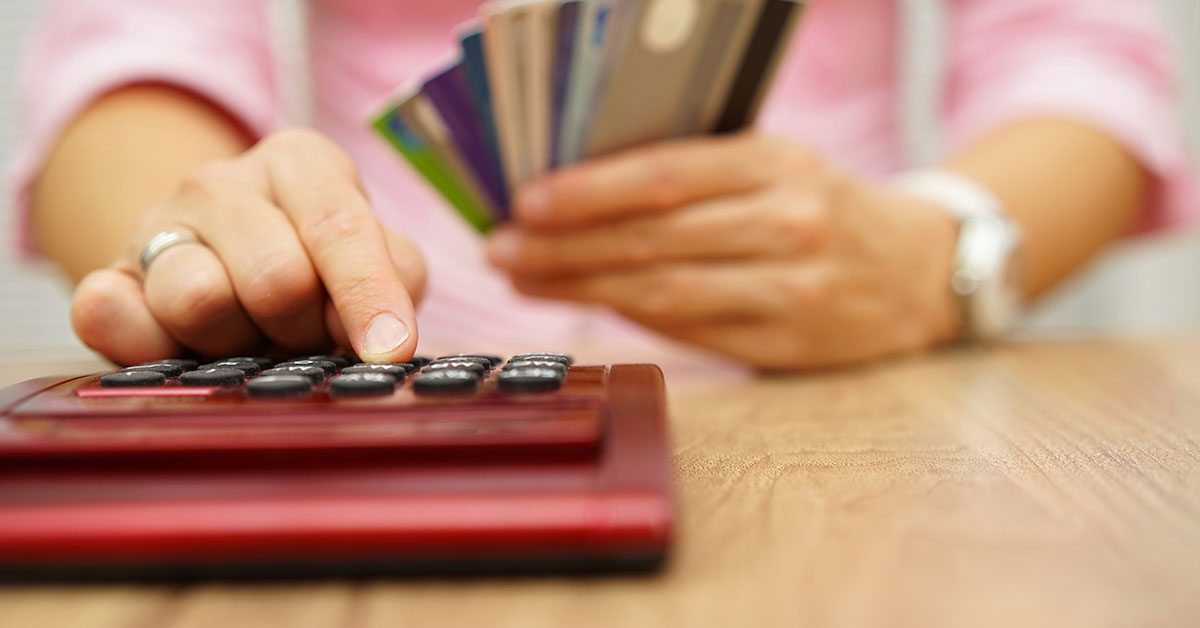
[486,229,519,267]
[361,312,410,360]
[516,185,549,220]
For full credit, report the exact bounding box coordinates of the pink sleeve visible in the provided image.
[6,0,279,257]
[944,0,1200,232]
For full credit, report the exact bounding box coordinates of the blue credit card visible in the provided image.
[423,62,510,215]
[550,1,582,168]
[557,1,613,165]
[459,29,509,211]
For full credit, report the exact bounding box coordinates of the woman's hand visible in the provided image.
[71,128,425,366]
[487,133,961,370]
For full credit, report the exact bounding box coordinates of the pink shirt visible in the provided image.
[10,0,1200,357]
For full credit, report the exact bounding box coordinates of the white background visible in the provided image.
[1,1,1198,360]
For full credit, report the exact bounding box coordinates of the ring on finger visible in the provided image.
[138,230,205,276]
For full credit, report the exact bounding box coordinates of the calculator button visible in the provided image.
[510,353,573,366]
[260,365,326,383]
[329,373,397,397]
[277,359,338,375]
[246,374,313,398]
[424,361,488,376]
[432,356,492,368]
[341,363,407,381]
[200,361,261,376]
[497,367,564,392]
[502,360,568,375]
[180,368,245,387]
[142,358,199,371]
[225,356,275,369]
[100,371,167,388]
[407,356,433,369]
[121,363,185,378]
[301,355,351,369]
[443,353,503,367]
[412,369,480,394]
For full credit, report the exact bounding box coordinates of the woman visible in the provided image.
[12,0,1198,368]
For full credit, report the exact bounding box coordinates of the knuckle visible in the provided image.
[304,204,370,250]
[178,160,240,199]
[618,220,658,264]
[327,272,380,313]
[780,273,830,307]
[640,150,685,210]
[629,273,685,319]
[161,275,238,332]
[777,204,831,252]
[263,127,356,173]
[243,257,320,320]
[70,275,119,344]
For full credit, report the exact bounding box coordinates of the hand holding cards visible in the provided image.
[372,0,806,232]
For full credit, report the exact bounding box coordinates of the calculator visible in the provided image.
[0,353,673,580]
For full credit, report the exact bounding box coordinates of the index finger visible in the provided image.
[515,133,808,230]
[255,129,419,363]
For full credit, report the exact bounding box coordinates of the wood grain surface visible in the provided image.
[2,337,1199,628]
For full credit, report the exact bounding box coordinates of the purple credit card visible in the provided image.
[423,62,510,216]
[550,1,582,168]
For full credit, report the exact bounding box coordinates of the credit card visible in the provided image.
[372,98,497,233]
[713,0,806,133]
[583,0,724,157]
[459,27,509,206]
[522,1,559,178]
[423,61,510,215]
[557,0,623,165]
[550,0,583,167]
[371,0,805,233]
[481,3,530,188]
[674,0,763,135]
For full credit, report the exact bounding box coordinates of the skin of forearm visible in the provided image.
[945,117,1148,298]
[32,84,254,282]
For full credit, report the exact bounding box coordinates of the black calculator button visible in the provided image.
[443,354,503,367]
[277,359,338,376]
[341,363,407,381]
[510,353,573,366]
[260,365,326,383]
[180,368,245,387]
[301,355,351,369]
[121,363,185,378]
[246,374,313,398]
[329,373,396,397]
[431,356,492,368]
[224,356,275,369]
[100,371,167,388]
[412,369,480,394]
[497,367,564,392]
[407,356,433,369]
[424,361,487,376]
[141,358,199,371]
[502,360,568,375]
[200,361,261,376]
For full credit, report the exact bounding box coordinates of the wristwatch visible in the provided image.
[894,170,1025,341]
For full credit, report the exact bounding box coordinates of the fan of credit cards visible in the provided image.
[372,0,806,232]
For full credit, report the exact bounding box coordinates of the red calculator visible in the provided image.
[0,353,674,579]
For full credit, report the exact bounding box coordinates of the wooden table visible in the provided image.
[2,337,1199,627]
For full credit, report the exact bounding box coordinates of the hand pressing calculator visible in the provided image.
[0,353,673,580]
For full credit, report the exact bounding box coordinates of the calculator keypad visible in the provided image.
[87,353,576,399]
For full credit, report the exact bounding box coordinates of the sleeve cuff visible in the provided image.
[945,53,1200,234]
[6,46,279,260]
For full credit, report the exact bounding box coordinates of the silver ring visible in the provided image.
[138,231,202,275]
